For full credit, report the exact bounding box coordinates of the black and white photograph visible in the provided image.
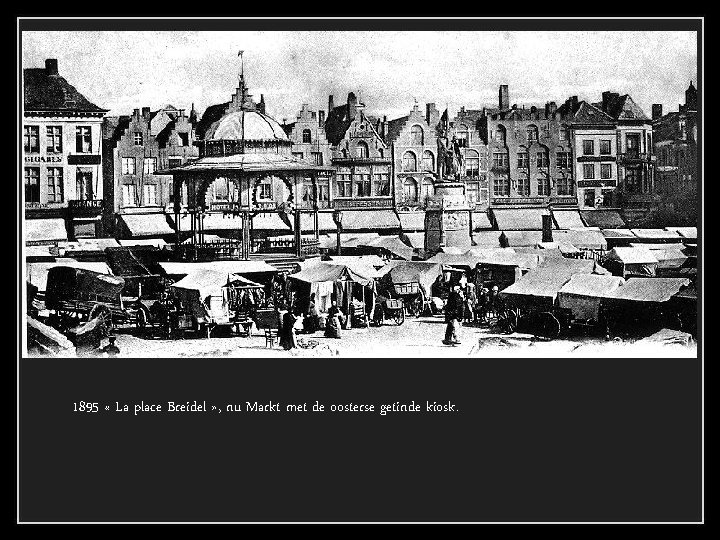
[20,24,700,359]
[17,17,703,525]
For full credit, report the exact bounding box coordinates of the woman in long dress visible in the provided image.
[324,300,345,339]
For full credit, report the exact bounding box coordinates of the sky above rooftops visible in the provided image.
[22,30,697,123]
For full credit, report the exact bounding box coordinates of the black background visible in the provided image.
[19,358,701,522]
[18,16,703,523]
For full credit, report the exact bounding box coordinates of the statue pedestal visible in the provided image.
[424,181,472,252]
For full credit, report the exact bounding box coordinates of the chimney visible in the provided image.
[258,94,266,114]
[179,109,185,118]
[45,59,58,76]
[382,115,388,139]
[141,107,151,118]
[542,214,553,243]
[328,94,334,113]
[319,110,325,125]
[652,104,663,120]
[133,108,140,118]
[546,101,557,117]
[601,92,617,113]
[499,84,509,110]
[571,96,579,111]
[426,103,438,125]
[347,92,358,118]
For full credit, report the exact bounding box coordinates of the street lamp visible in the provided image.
[332,209,343,255]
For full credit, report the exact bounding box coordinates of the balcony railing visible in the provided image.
[334,197,394,209]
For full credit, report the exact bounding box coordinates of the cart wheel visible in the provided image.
[538,312,561,340]
[394,309,405,325]
[88,304,112,332]
[498,309,517,334]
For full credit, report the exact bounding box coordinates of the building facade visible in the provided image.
[560,98,620,210]
[102,105,198,238]
[325,92,392,211]
[651,82,698,225]
[283,103,334,209]
[448,107,490,209]
[386,102,440,210]
[594,92,656,211]
[482,85,576,208]
[24,59,107,244]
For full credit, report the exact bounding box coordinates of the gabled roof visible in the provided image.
[155,119,177,147]
[595,94,650,121]
[195,101,230,140]
[24,68,107,113]
[103,115,131,141]
[324,103,354,146]
[385,115,409,144]
[570,101,616,126]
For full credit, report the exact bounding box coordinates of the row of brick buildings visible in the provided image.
[23,58,698,247]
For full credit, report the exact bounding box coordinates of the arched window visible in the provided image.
[495,125,506,143]
[536,146,550,168]
[356,141,369,158]
[411,125,424,145]
[302,129,312,144]
[526,124,539,141]
[403,151,418,172]
[421,177,434,200]
[517,146,529,168]
[465,149,479,178]
[403,177,418,202]
[456,125,469,148]
[422,150,434,172]
[211,176,231,201]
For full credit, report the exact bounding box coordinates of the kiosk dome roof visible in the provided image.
[205,109,288,141]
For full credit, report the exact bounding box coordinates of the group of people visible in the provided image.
[433,273,502,346]
[278,293,347,350]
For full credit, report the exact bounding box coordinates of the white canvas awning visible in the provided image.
[25,218,67,244]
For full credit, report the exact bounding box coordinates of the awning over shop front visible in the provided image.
[253,212,292,231]
[491,208,551,231]
[398,212,426,232]
[25,218,68,244]
[119,213,174,237]
[340,209,400,231]
[552,209,586,229]
[158,260,278,278]
[300,212,338,232]
[500,230,545,247]
[580,210,626,229]
[472,230,503,248]
[472,211,492,230]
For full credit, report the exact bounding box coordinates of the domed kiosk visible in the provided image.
[160,73,333,260]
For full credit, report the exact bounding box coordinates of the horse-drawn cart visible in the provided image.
[372,297,405,326]
[44,266,132,331]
